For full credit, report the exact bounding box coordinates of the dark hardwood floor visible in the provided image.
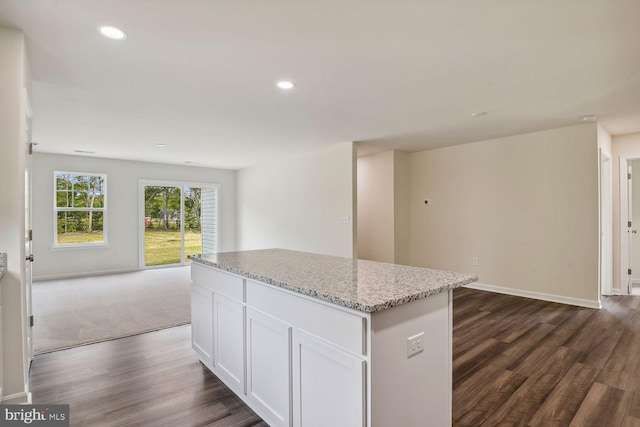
[30,325,267,427]
[453,287,640,427]
[30,288,640,426]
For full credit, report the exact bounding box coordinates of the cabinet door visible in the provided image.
[246,308,292,427]
[293,331,365,427]
[213,293,245,394]
[191,283,213,368]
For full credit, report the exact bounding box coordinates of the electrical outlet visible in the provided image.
[407,332,425,358]
[472,257,479,266]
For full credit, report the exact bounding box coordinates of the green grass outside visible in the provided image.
[145,229,202,266]
[57,230,202,266]
[57,232,104,244]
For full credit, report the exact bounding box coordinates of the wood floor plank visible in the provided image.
[453,363,512,422]
[540,304,594,329]
[563,321,624,369]
[600,330,640,375]
[454,369,527,426]
[626,391,640,419]
[453,338,510,388]
[453,308,491,331]
[479,373,562,426]
[510,341,582,380]
[492,316,543,344]
[569,382,626,426]
[528,363,599,426]
[500,322,556,361]
[622,416,640,427]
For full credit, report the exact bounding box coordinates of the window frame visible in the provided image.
[53,170,108,248]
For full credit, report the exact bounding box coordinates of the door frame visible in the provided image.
[618,154,640,295]
[24,87,34,366]
[138,179,219,269]
[599,149,612,296]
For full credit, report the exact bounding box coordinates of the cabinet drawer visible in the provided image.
[191,263,245,302]
[247,280,366,355]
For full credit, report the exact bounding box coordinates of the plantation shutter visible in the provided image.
[201,187,218,254]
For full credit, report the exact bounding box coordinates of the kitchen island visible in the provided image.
[189,249,477,427]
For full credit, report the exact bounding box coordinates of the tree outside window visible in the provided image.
[55,172,107,245]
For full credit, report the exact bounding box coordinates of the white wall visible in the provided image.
[0,27,30,401]
[32,153,237,279]
[393,151,410,265]
[356,150,410,265]
[408,123,600,305]
[357,151,395,263]
[237,142,356,258]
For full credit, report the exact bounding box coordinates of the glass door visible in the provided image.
[144,185,183,266]
[184,186,203,263]
[142,182,216,268]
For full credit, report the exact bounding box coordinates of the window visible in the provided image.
[54,172,107,246]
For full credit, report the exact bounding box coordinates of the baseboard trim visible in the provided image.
[2,391,32,404]
[34,268,139,282]
[464,282,602,309]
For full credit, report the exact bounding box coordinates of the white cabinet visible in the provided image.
[246,308,292,427]
[213,293,245,395]
[294,331,365,427]
[190,262,453,427]
[191,283,213,368]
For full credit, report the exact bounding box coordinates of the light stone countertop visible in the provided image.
[188,249,478,313]
[0,252,6,280]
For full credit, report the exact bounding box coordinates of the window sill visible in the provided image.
[50,243,111,251]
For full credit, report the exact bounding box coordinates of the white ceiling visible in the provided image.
[1,0,640,169]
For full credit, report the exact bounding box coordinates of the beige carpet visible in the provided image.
[33,266,191,354]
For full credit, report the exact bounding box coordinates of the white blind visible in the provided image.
[201,187,218,254]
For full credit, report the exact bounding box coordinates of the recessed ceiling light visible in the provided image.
[277,81,295,90]
[156,143,166,147]
[98,25,127,40]
[471,111,487,117]
[580,114,597,122]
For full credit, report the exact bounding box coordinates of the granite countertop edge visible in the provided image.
[0,252,6,280]
[188,253,478,313]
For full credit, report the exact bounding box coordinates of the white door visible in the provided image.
[191,283,213,368]
[293,331,365,427]
[24,89,34,363]
[629,163,634,294]
[213,293,245,394]
[246,308,292,427]
[25,144,33,362]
